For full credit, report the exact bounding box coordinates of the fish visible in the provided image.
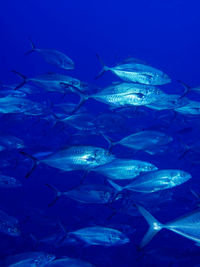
[21,146,115,177]
[102,130,173,152]
[94,159,158,180]
[0,134,24,151]
[0,210,20,237]
[45,257,94,267]
[46,183,116,206]
[0,174,22,188]
[90,82,163,108]
[96,55,171,85]
[146,93,189,111]
[108,169,191,193]
[67,226,129,246]
[136,204,200,248]
[26,40,74,70]
[4,251,55,266]
[0,95,46,115]
[175,100,200,115]
[12,71,88,93]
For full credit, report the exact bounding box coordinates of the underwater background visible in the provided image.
[1,0,200,266]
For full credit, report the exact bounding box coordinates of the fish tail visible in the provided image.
[177,80,191,98]
[107,179,124,192]
[95,54,109,79]
[19,151,38,178]
[12,70,27,90]
[135,204,163,248]
[99,132,115,151]
[71,95,88,115]
[25,38,37,55]
[45,184,62,207]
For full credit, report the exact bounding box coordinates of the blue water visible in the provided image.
[1,0,200,266]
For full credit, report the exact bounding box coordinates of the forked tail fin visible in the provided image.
[45,184,62,207]
[95,54,109,79]
[25,38,37,55]
[20,151,38,178]
[135,204,163,248]
[12,70,27,90]
[178,80,191,98]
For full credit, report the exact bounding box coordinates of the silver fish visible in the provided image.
[45,257,94,267]
[68,226,129,246]
[46,183,116,206]
[91,82,163,108]
[0,96,45,115]
[94,159,158,180]
[0,210,20,237]
[0,134,24,151]
[108,169,191,193]
[175,100,200,115]
[97,56,171,85]
[26,40,74,70]
[103,130,173,153]
[147,94,189,110]
[13,71,88,94]
[5,251,55,267]
[136,204,200,247]
[41,146,115,172]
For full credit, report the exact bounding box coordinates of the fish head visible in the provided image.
[169,170,192,186]
[8,225,21,236]
[34,253,56,265]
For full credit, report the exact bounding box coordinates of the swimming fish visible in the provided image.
[102,130,173,152]
[21,146,115,177]
[0,210,20,237]
[96,56,171,85]
[67,226,129,246]
[4,251,55,266]
[46,183,116,206]
[0,134,24,151]
[136,204,200,247]
[94,159,158,180]
[26,40,74,70]
[147,94,189,111]
[0,95,45,115]
[90,82,163,108]
[108,169,191,193]
[45,257,94,267]
[175,100,200,115]
[12,71,88,93]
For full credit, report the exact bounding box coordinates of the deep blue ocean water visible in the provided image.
[1,1,200,266]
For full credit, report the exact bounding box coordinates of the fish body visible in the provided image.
[69,226,129,246]
[94,159,158,180]
[92,83,163,107]
[118,130,173,152]
[98,57,171,85]
[0,210,20,236]
[108,169,191,193]
[47,183,116,205]
[41,146,115,171]
[5,251,55,267]
[45,257,94,267]
[147,94,189,110]
[175,100,200,115]
[0,96,45,115]
[26,73,88,94]
[136,205,200,247]
[26,41,74,70]
[0,134,24,151]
